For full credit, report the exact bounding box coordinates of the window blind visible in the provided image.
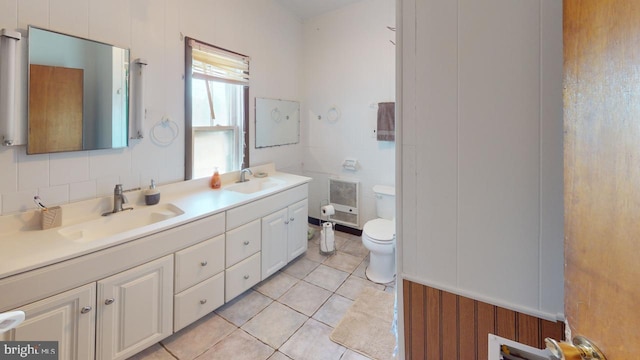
[189,39,249,85]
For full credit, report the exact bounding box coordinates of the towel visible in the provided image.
[377,102,395,141]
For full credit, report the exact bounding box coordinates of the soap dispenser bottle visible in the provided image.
[145,179,160,205]
[211,167,221,189]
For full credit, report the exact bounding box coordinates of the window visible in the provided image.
[185,38,249,180]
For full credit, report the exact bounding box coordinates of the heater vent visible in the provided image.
[488,334,551,360]
[328,178,359,228]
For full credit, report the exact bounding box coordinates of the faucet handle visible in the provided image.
[116,184,127,203]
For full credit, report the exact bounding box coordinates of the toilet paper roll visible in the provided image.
[320,222,335,254]
[321,205,335,216]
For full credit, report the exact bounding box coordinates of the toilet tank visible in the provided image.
[373,185,395,220]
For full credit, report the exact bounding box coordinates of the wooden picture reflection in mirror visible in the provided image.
[28,64,83,154]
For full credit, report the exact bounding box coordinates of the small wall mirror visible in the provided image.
[27,26,130,154]
[255,97,299,148]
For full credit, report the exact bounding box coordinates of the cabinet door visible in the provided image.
[287,199,308,261]
[261,208,288,280]
[96,255,173,360]
[1,283,96,360]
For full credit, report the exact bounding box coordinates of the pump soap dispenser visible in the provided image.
[145,179,160,205]
[211,167,221,189]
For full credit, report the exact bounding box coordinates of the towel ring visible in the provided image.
[150,117,179,146]
[327,107,340,123]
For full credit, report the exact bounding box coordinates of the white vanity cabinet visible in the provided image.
[96,255,173,360]
[261,198,309,280]
[2,255,175,360]
[226,183,308,282]
[0,212,225,360]
[1,283,96,360]
[0,176,309,360]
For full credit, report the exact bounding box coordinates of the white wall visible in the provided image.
[400,0,564,320]
[301,0,396,225]
[0,0,304,215]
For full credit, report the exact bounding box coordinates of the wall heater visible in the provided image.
[488,334,552,360]
[328,177,360,229]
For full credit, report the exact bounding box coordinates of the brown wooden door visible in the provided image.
[28,64,83,154]
[564,1,640,358]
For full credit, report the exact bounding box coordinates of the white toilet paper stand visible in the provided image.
[319,205,336,256]
[320,221,336,255]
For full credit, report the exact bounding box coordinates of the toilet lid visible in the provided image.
[363,218,395,242]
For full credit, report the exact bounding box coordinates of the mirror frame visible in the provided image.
[255,97,300,148]
[27,26,130,154]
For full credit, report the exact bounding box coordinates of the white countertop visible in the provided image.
[0,164,310,280]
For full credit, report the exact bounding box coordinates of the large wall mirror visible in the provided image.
[255,97,299,148]
[27,26,130,154]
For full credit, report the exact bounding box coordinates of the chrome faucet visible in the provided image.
[102,184,133,216]
[238,168,253,183]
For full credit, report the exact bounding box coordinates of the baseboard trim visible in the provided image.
[307,217,363,237]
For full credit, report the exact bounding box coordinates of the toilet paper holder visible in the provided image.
[342,158,358,171]
[321,205,335,216]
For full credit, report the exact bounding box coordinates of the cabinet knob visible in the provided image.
[284,220,289,224]
[243,274,250,280]
[290,217,294,221]
[105,298,115,305]
[243,240,250,246]
[201,261,208,266]
[80,306,92,314]
[200,299,207,305]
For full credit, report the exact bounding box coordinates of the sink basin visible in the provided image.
[225,178,285,194]
[58,203,185,243]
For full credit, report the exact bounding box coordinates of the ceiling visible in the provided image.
[274,0,364,20]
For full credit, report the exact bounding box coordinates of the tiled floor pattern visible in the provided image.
[128,226,396,360]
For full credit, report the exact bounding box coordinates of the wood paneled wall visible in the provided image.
[403,280,564,359]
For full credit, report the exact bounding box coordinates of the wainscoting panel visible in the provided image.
[403,280,564,359]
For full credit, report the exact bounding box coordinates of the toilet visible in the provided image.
[362,185,396,284]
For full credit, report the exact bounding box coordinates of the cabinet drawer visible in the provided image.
[226,219,261,267]
[225,253,261,302]
[175,234,225,293]
[173,272,224,332]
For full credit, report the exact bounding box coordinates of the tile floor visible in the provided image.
[128,225,396,360]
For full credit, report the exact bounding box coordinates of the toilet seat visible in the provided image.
[363,218,395,243]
